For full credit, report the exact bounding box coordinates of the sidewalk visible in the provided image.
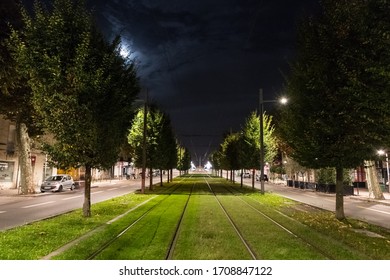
[267,181,390,207]
[348,187,390,206]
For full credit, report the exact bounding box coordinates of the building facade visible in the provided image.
[0,116,54,191]
[0,115,135,192]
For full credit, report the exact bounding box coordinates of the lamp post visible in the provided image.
[378,149,390,193]
[132,91,149,194]
[141,90,149,194]
[259,88,287,194]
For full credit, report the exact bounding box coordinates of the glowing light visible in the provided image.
[120,45,130,58]
[204,161,212,170]
[279,97,288,104]
[378,149,386,156]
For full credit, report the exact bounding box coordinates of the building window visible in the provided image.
[0,161,15,182]
[7,124,16,156]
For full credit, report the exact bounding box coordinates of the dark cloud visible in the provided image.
[90,0,319,164]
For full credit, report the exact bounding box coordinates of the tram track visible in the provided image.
[41,176,191,260]
[42,174,384,260]
[165,182,195,260]
[87,177,191,260]
[203,177,258,260]
[222,184,335,259]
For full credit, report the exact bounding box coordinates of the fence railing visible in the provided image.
[286,180,354,195]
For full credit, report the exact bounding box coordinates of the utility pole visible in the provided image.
[141,90,148,194]
[259,89,265,194]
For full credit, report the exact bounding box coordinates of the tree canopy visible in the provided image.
[8,0,140,216]
[211,110,278,185]
[278,0,390,219]
[127,104,178,187]
[0,0,44,194]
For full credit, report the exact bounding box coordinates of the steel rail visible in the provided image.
[225,184,334,260]
[165,182,195,260]
[203,177,258,260]
[86,176,191,260]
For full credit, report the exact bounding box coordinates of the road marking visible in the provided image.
[107,188,118,191]
[302,194,317,198]
[92,191,104,194]
[357,206,390,215]
[0,211,6,214]
[62,195,83,201]
[22,201,55,209]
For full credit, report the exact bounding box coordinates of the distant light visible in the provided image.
[378,149,386,156]
[279,97,288,104]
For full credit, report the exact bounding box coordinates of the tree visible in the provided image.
[128,105,177,188]
[278,0,390,220]
[9,0,139,216]
[148,108,177,187]
[0,0,43,194]
[177,145,191,174]
[241,111,278,188]
[155,114,177,184]
[240,112,259,188]
[209,150,222,177]
[220,132,242,183]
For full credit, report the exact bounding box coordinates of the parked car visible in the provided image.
[241,172,251,178]
[40,174,75,192]
[255,174,269,182]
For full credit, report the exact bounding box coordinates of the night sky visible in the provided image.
[35,0,321,165]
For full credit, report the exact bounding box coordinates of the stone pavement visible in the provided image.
[348,187,390,206]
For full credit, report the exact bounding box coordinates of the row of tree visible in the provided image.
[0,0,191,217]
[0,0,141,216]
[127,104,191,193]
[277,0,390,220]
[209,111,277,189]
[210,0,389,221]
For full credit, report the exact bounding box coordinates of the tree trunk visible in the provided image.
[240,169,243,187]
[252,169,255,189]
[83,164,92,217]
[149,167,153,191]
[160,169,163,186]
[15,121,35,194]
[364,160,385,200]
[335,166,345,220]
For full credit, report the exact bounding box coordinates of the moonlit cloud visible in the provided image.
[90,0,320,160]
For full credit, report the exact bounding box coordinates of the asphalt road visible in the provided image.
[0,179,144,231]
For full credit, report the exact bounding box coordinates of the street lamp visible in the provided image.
[377,149,390,193]
[259,88,287,194]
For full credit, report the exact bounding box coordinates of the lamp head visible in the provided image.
[279,97,288,104]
